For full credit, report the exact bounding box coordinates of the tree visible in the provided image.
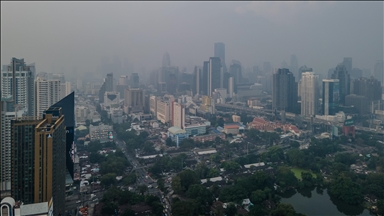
[172,201,195,216]
[207,168,220,178]
[271,203,297,216]
[123,172,137,185]
[137,184,148,195]
[276,167,298,189]
[329,174,363,205]
[157,178,165,191]
[250,190,266,204]
[177,169,199,192]
[101,173,117,187]
[171,176,183,194]
[377,200,384,215]
[89,152,105,164]
[225,203,237,216]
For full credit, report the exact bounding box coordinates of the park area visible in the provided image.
[291,167,316,180]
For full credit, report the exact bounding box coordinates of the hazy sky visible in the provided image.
[1,1,383,80]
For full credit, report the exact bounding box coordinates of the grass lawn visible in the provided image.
[290,167,316,180]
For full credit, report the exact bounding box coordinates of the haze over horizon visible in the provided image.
[1,1,383,80]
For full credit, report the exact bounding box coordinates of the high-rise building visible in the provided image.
[353,77,382,102]
[192,66,202,96]
[214,42,227,72]
[1,58,35,116]
[158,66,179,94]
[104,92,120,107]
[156,100,172,124]
[11,107,66,216]
[35,77,61,117]
[374,60,383,86]
[322,79,340,115]
[342,57,352,74]
[60,82,71,100]
[272,69,298,113]
[124,88,145,114]
[50,92,75,180]
[298,65,313,82]
[0,97,24,197]
[119,75,128,85]
[228,77,234,98]
[149,95,157,116]
[99,73,114,103]
[172,101,185,129]
[331,64,350,105]
[290,54,298,78]
[202,61,209,96]
[162,52,171,67]
[105,73,114,92]
[300,72,319,117]
[76,79,83,91]
[229,60,242,93]
[130,73,140,88]
[52,73,65,83]
[208,57,222,97]
[345,94,369,115]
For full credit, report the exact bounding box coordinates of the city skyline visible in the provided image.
[1,2,383,80]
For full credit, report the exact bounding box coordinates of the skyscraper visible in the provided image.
[353,77,382,102]
[124,88,145,114]
[193,66,202,96]
[342,57,352,73]
[35,77,61,117]
[208,57,222,97]
[229,60,242,93]
[272,69,298,113]
[228,77,234,98]
[105,73,114,92]
[50,92,75,180]
[130,73,140,88]
[1,58,35,116]
[322,79,340,115]
[172,101,185,129]
[162,52,171,67]
[11,107,66,215]
[214,42,227,72]
[374,60,383,86]
[99,73,114,103]
[300,72,319,117]
[290,54,299,78]
[298,65,313,82]
[202,61,210,96]
[331,64,350,105]
[1,97,24,197]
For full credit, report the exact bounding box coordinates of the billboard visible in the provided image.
[108,131,114,140]
[344,119,354,126]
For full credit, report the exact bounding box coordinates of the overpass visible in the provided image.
[215,103,384,135]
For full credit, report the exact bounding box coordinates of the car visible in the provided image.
[76,200,81,204]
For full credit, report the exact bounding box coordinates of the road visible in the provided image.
[114,133,172,216]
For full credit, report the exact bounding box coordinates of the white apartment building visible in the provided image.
[104,91,120,107]
[60,82,71,100]
[300,72,319,117]
[156,100,171,124]
[149,95,157,115]
[1,100,25,193]
[172,101,185,129]
[1,59,35,116]
[35,77,61,117]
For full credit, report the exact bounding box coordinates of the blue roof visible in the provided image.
[212,129,221,134]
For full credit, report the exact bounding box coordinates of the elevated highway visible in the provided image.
[215,103,384,135]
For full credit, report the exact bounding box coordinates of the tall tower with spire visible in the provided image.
[162,52,171,67]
